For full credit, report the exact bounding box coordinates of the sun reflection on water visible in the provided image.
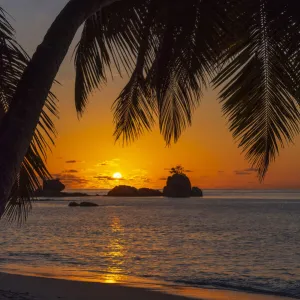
[104,216,126,283]
[103,270,124,284]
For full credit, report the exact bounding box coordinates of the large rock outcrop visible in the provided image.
[107,185,162,197]
[35,179,90,197]
[191,187,203,197]
[137,188,162,197]
[163,174,192,198]
[107,185,138,197]
[43,179,65,192]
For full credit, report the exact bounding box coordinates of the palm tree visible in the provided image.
[0,0,300,218]
[170,166,185,175]
[0,8,58,221]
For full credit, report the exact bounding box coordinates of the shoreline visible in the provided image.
[0,270,297,300]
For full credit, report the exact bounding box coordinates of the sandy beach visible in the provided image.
[0,272,297,300]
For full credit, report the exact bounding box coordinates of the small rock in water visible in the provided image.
[68,201,98,207]
[191,187,203,197]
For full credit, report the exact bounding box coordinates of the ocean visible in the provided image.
[0,190,300,298]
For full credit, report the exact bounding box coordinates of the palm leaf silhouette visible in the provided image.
[74,0,300,179]
[213,0,300,179]
[0,8,58,222]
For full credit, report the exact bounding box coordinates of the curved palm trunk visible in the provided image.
[0,105,4,122]
[0,0,118,213]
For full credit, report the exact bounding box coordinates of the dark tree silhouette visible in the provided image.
[0,8,57,222]
[169,165,186,176]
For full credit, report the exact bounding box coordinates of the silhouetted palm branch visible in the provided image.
[0,8,58,222]
[74,0,300,179]
[74,0,230,143]
[213,0,300,179]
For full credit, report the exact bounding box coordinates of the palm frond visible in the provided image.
[213,0,300,179]
[75,0,300,178]
[0,7,23,113]
[5,147,48,223]
[74,0,141,115]
[112,1,157,144]
[0,8,58,222]
[76,0,235,144]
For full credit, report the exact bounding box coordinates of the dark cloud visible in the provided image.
[130,175,151,182]
[95,176,114,180]
[244,168,258,172]
[51,173,61,178]
[96,159,120,167]
[159,177,167,181]
[218,170,225,173]
[234,171,251,176]
[52,173,89,187]
[94,176,124,181]
[164,168,192,173]
[234,167,258,176]
[63,169,78,173]
[66,160,77,164]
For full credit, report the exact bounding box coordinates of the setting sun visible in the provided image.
[113,172,122,179]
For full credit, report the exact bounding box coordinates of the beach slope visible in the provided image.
[0,272,296,300]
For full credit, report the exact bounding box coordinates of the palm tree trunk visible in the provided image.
[0,0,118,213]
[0,106,4,123]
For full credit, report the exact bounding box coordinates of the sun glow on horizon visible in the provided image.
[113,172,123,179]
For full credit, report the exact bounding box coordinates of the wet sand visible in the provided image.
[0,272,296,300]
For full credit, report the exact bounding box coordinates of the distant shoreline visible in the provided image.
[35,192,93,198]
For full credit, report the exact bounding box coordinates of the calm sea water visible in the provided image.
[0,190,300,298]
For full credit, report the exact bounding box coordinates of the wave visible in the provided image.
[172,278,300,299]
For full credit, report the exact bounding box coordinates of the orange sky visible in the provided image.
[4,0,300,189]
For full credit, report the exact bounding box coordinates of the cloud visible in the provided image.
[128,174,150,182]
[94,175,124,181]
[66,160,77,164]
[63,169,78,173]
[159,177,167,181]
[234,171,251,176]
[52,173,89,187]
[164,168,192,173]
[244,168,258,172]
[234,167,258,176]
[218,170,225,173]
[51,173,61,179]
[95,159,120,167]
